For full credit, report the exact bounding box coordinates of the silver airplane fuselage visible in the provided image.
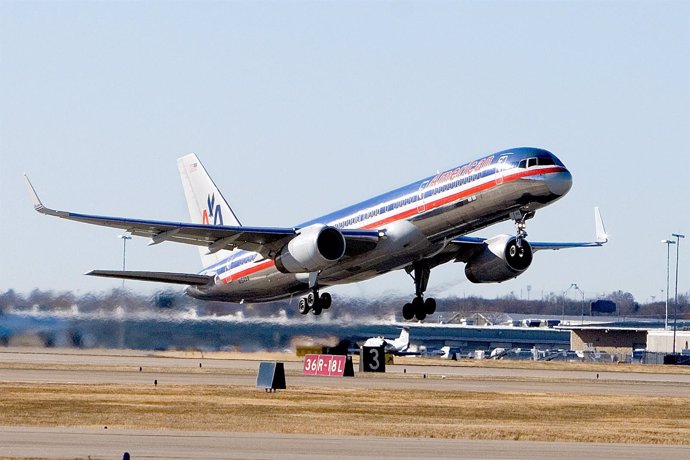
[188,147,572,302]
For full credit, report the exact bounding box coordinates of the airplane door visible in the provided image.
[495,155,509,185]
[417,181,428,214]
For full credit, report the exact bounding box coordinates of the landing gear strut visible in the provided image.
[402,262,436,321]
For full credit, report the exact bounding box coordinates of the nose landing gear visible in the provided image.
[510,209,534,247]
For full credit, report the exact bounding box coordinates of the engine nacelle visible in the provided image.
[274,224,346,273]
[465,234,533,283]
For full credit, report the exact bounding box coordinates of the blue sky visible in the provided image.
[1,1,688,304]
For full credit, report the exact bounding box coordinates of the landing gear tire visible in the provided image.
[298,290,330,315]
[402,303,414,320]
[424,298,436,315]
[298,298,309,315]
[320,292,332,309]
[411,296,426,321]
[306,291,316,308]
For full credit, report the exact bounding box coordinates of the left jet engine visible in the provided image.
[275,224,346,273]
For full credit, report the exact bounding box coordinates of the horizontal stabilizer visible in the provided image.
[87,270,214,286]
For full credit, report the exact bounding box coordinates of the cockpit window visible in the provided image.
[517,156,555,169]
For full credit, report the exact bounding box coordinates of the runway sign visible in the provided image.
[303,354,352,376]
[360,345,386,373]
[256,361,286,391]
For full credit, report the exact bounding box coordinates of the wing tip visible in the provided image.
[23,174,45,212]
[594,207,608,244]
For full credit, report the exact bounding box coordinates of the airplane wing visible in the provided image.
[24,175,380,259]
[449,207,608,259]
[529,207,608,252]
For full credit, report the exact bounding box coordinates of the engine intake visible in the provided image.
[275,224,346,273]
[465,235,533,283]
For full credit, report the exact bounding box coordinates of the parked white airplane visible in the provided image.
[25,147,607,320]
[363,327,411,354]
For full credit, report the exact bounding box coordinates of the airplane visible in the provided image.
[25,147,607,321]
[363,327,414,355]
[438,346,461,360]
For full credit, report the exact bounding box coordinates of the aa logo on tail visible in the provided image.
[202,193,224,226]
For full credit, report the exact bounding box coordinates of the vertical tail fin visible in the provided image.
[397,327,410,351]
[177,153,241,267]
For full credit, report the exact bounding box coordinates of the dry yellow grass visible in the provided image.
[1,382,689,445]
[2,349,689,447]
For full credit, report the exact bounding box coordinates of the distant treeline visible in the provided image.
[1,288,688,320]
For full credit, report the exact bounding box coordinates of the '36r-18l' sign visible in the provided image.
[303,354,347,376]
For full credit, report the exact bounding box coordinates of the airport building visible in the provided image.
[566,325,690,354]
[564,324,690,363]
[567,326,648,356]
[430,314,690,363]
[646,330,690,354]
[411,322,569,354]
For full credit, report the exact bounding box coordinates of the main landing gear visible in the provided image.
[402,262,436,321]
[297,272,331,316]
[298,290,331,316]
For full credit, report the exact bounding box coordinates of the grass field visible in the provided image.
[1,381,689,445]
[2,349,690,449]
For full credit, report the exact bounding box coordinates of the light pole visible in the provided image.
[671,233,685,354]
[564,283,584,323]
[672,233,685,308]
[563,284,575,320]
[118,235,132,288]
[571,284,585,325]
[661,239,676,330]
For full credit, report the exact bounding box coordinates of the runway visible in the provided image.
[1,427,689,460]
[1,347,689,459]
[1,347,689,396]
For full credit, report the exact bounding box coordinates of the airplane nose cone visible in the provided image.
[547,170,573,196]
